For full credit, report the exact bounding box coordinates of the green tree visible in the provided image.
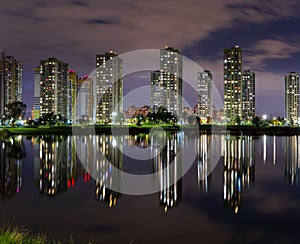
[235,116,241,125]
[6,101,27,121]
[252,116,261,127]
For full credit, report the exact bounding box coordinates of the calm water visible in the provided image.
[1,133,300,243]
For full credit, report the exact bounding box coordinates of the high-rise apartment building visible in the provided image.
[159,47,183,117]
[77,77,94,122]
[96,51,122,123]
[242,70,255,121]
[224,46,242,124]
[0,50,5,115]
[68,70,78,122]
[150,70,161,113]
[285,72,299,125]
[33,67,40,119]
[39,57,69,118]
[4,56,22,109]
[197,70,212,119]
[0,52,23,117]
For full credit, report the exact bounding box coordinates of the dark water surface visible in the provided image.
[1,134,300,243]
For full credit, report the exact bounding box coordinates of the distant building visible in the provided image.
[39,57,70,118]
[150,70,161,113]
[224,46,242,124]
[4,56,22,109]
[96,51,123,123]
[197,70,212,119]
[127,105,138,116]
[0,53,23,118]
[33,67,40,119]
[68,70,78,122]
[77,77,94,122]
[0,50,5,115]
[285,72,299,125]
[242,70,255,121]
[152,47,183,117]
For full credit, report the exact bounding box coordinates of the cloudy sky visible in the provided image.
[1,0,300,116]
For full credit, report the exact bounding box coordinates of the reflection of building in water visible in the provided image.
[34,136,77,196]
[284,136,300,186]
[223,136,255,214]
[151,132,183,212]
[196,134,212,194]
[128,134,150,148]
[0,137,25,202]
[94,135,123,207]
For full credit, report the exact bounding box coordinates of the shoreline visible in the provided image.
[1,124,300,136]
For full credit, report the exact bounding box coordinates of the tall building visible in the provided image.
[39,58,69,118]
[68,70,78,122]
[4,56,23,112]
[96,51,123,123]
[77,77,94,122]
[197,70,212,119]
[242,70,255,121]
[0,53,23,117]
[33,67,40,119]
[285,72,299,125]
[159,47,183,117]
[0,50,5,115]
[150,70,161,113]
[224,46,242,124]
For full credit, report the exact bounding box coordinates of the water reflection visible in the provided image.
[0,136,25,201]
[4,133,300,214]
[223,136,255,214]
[151,133,183,212]
[94,135,122,207]
[33,136,78,196]
[284,136,300,186]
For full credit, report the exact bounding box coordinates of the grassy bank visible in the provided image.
[0,227,46,244]
[0,226,97,244]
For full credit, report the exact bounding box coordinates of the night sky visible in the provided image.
[2,0,300,117]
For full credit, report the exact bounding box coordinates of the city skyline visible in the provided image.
[2,1,300,117]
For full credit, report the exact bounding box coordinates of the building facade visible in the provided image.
[39,58,69,118]
[68,70,78,122]
[33,67,40,119]
[150,70,161,113]
[0,51,5,115]
[285,72,299,125]
[77,77,94,122]
[197,70,212,119]
[242,70,255,121]
[159,47,183,117]
[0,53,23,118]
[224,46,242,124]
[4,56,22,109]
[96,52,122,123]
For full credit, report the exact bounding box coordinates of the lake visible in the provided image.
[1,133,300,243]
